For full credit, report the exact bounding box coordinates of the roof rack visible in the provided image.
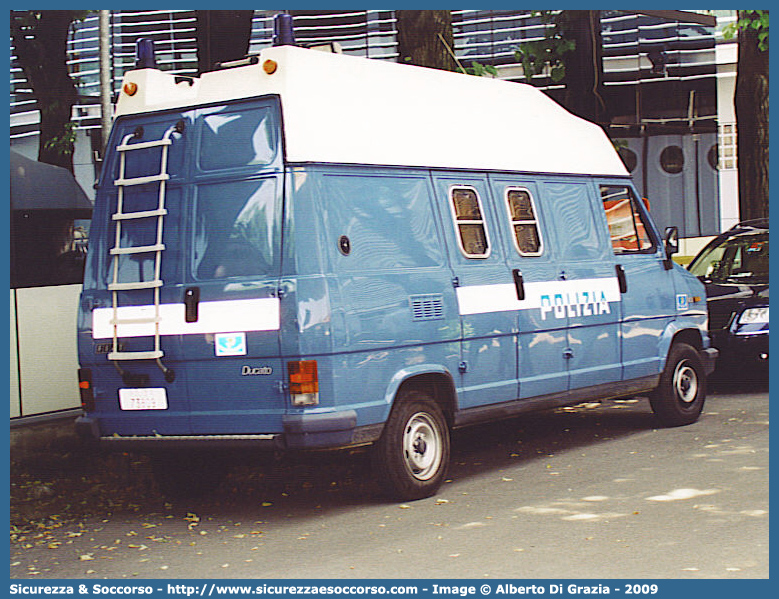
[214,55,260,70]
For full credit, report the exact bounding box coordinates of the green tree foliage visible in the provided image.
[723,10,769,50]
[514,11,606,123]
[464,61,498,77]
[514,11,576,83]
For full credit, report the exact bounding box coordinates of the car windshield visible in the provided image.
[689,232,769,284]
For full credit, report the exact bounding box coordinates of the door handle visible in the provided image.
[184,287,200,323]
[616,264,628,294]
[512,269,525,300]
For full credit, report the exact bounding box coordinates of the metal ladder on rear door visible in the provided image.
[108,123,181,372]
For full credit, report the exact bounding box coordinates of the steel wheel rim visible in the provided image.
[674,360,698,404]
[402,412,442,481]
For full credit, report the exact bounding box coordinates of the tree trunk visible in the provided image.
[196,10,255,74]
[11,11,79,172]
[559,10,608,124]
[395,10,458,71]
[734,12,769,221]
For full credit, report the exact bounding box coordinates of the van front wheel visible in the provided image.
[373,392,450,501]
[650,342,706,427]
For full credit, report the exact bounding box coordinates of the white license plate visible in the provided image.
[119,388,168,411]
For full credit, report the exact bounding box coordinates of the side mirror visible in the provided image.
[663,226,678,270]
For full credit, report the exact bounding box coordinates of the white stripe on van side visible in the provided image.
[92,298,280,339]
[456,277,621,316]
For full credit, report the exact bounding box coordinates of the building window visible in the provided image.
[718,123,737,170]
[505,187,543,256]
[660,146,684,174]
[707,145,719,171]
[450,186,490,258]
[599,185,655,254]
[617,146,638,173]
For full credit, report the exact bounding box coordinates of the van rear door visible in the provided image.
[82,108,197,436]
[180,100,285,434]
[81,98,285,437]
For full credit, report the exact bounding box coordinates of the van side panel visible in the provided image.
[484,176,569,400]
[284,166,462,427]
[431,173,523,408]
[537,179,622,389]
[593,179,679,380]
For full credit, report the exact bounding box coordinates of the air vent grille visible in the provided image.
[410,294,445,321]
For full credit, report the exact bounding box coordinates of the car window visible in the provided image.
[449,186,491,258]
[504,187,543,256]
[689,233,769,284]
[599,185,655,254]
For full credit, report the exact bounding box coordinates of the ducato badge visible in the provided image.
[241,366,273,376]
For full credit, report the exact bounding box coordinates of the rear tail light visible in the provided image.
[78,368,95,411]
[287,360,319,407]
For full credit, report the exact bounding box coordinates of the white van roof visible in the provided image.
[115,45,628,177]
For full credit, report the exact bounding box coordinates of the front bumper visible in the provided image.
[712,329,769,368]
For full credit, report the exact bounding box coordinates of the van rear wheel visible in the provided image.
[650,342,706,427]
[373,391,450,501]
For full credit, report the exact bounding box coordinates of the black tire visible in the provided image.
[373,391,450,501]
[151,451,231,501]
[650,342,706,427]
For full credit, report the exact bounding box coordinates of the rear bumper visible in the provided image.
[282,410,357,449]
[75,409,381,451]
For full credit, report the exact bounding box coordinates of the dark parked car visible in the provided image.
[688,219,769,374]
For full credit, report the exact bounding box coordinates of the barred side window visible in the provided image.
[505,187,543,256]
[450,186,490,258]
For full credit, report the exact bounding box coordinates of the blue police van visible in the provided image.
[76,44,717,500]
